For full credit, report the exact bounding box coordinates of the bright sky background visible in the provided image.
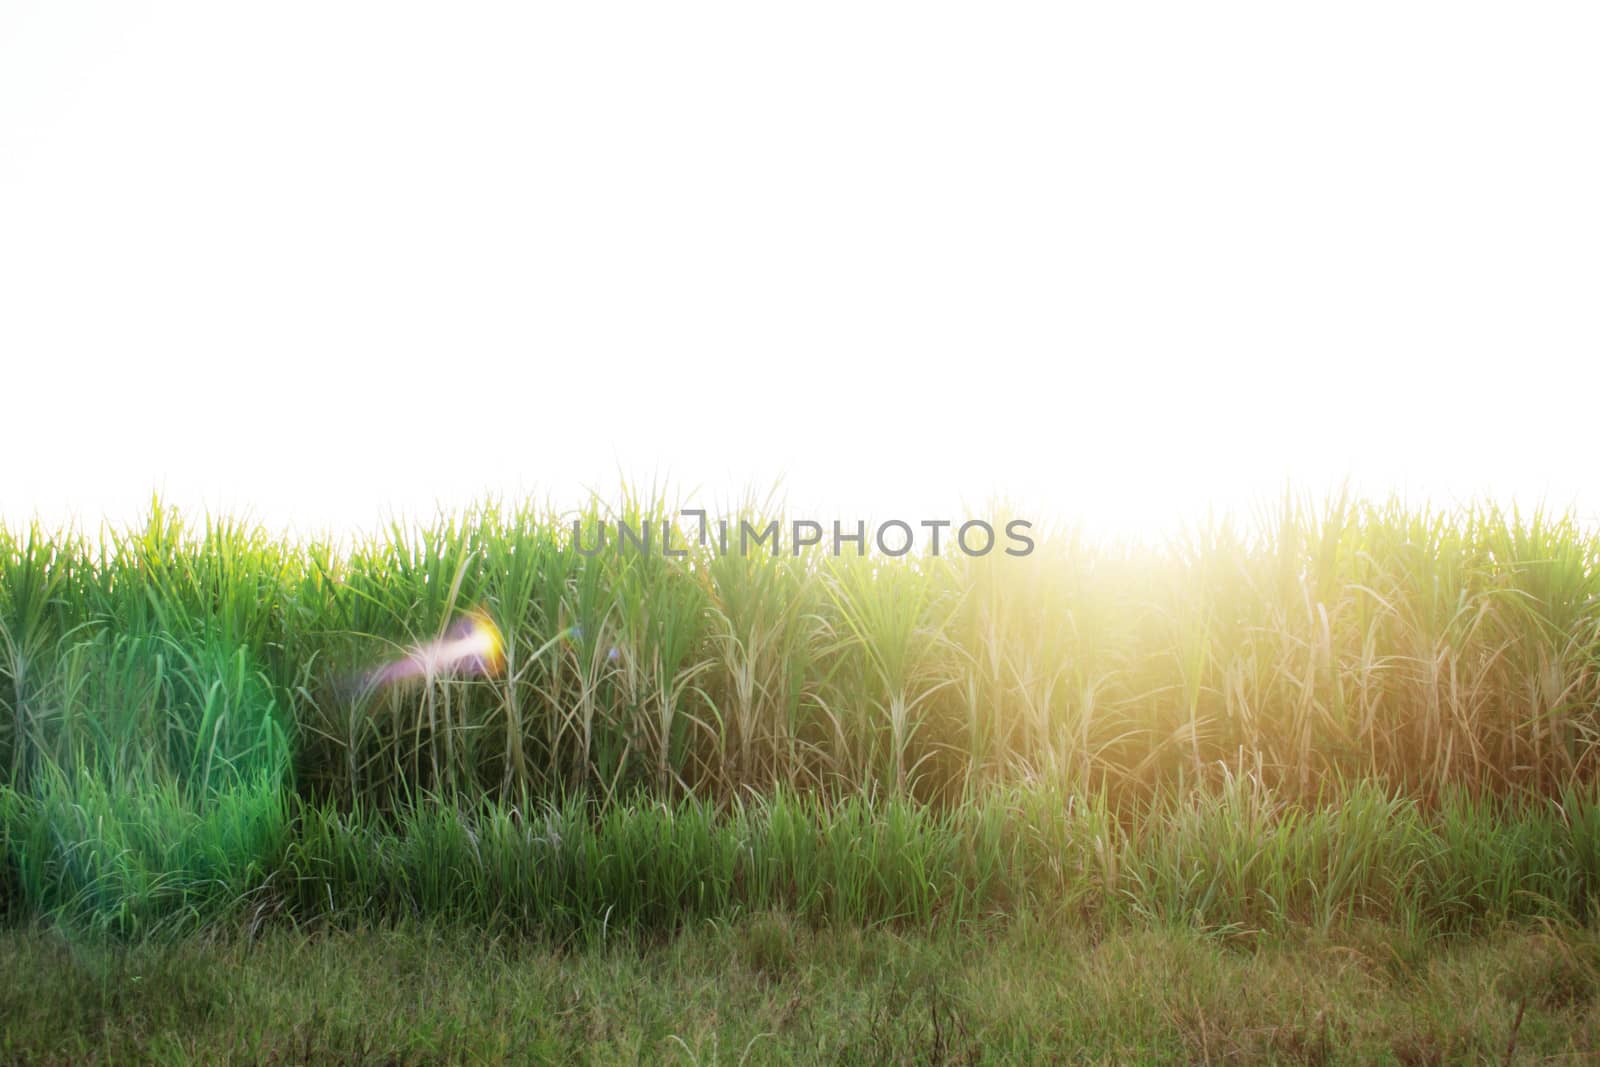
[2,3,1596,541]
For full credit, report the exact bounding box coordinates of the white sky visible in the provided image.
[2,3,1596,541]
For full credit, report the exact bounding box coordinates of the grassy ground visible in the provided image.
[2,915,1596,1065]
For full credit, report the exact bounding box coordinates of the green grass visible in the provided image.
[5,490,1600,810]
[3,490,1599,935]
[265,781,1600,941]
[6,775,1599,942]
[2,915,1597,1064]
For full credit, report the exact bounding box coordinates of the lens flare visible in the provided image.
[368,609,505,689]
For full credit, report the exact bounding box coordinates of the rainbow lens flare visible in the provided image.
[369,609,506,688]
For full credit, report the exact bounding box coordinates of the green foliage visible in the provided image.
[266,779,1600,940]
[2,766,286,937]
[4,489,1600,939]
[8,489,1600,805]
